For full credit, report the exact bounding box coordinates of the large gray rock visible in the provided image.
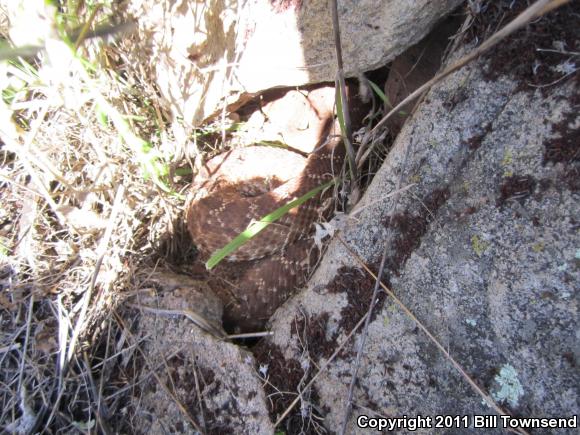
[263,28,579,435]
[123,271,274,434]
[123,0,462,125]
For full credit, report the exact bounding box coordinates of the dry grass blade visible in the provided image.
[41,186,127,430]
[348,183,416,218]
[16,293,35,402]
[82,351,113,434]
[0,344,21,354]
[191,360,207,432]
[226,331,273,340]
[337,235,531,435]
[126,303,226,340]
[357,0,572,168]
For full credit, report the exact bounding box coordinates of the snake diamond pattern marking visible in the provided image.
[186,86,344,331]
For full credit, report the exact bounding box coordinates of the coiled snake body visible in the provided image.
[186,87,343,331]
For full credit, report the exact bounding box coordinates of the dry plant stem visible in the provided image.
[82,351,112,435]
[273,312,369,428]
[226,331,273,340]
[337,236,531,435]
[16,294,34,401]
[0,173,44,199]
[73,4,102,51]
[339,244,388,435]
[97,320,114,431]
[14,146,74,194]
[329,0,358,189]
[0,343,21,354]
[192,360,207,432]
[126,304,226,340]
[357,0,572,168]
[56,296,68,391]
[348,183,416,218]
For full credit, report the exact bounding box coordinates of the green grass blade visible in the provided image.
[0,44,43,61]
[335,86,346,137]
[256,141,291,149]
[174,166,193,176]
[367,79,407,115]
[206,179,335,270]
[367,79,390,106]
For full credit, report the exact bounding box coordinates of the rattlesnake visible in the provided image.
[186,86,344,331]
